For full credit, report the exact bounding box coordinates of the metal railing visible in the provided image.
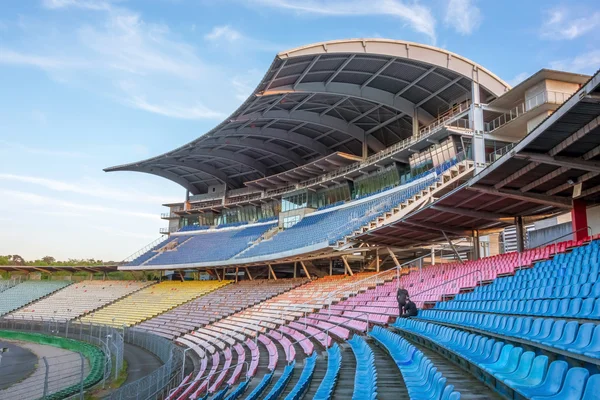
[286,312,370,365]
[0,318,122,399]
[123,235,169,264]
[485,90,571,133]
[487,142,516,164]
[418,99,471,136]
[167,360,249,398]
[410,269,484,304]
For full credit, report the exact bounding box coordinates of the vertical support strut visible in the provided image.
[341,256,354,276]
[268,264,278,280]
[442,231,464,264]
[299,261,312,280]
[515,216,525,253]
[471,78,486,173]
[244,267,253,281]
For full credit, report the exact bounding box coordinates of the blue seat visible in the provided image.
[565,298,582,317]
[494,351,534,381]
[566,324,597,354]
[481,346,521,374]
[582,324,600,358]
[544,321,579,348]
[576,298,596,318]
[528,319,554,342]
[504,355,548,388]
[582,374,600,400]
[539,320,565,345]
[530,367,589,400]
[512,360,568,398]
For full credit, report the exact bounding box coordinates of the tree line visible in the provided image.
[0,255,117,266]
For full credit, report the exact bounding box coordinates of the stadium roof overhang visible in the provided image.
[359,70,600,247]
[105,39,509,194]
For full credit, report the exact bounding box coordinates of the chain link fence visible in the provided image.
[0,318,185,400]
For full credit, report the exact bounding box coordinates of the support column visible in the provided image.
[386,247,400,267]
[244,267,253,281]
[442,231,464,264]
[341,256,354,276]
[329,259,333,276]
[412,108,419,137]
[470,79,486,174]
[235,267,239,283]
[375,248,380,272]
[572,199,588,241]
[362,132,368,160]
[293,262,297,279]
[299,261,312,280]
[268,264,277,280]
[472,230,480,261]
[431,246,435,265]
[515,216,525,253]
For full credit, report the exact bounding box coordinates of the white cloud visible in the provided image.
[124,96,226,120]
[245,0,436,43]
[1,5,230,120]
[231,70,263,102]
[0,189,159,220]
[205,25,243,42]
[90,225,156,240]
[42,0,113,11]
[0,48,81,69]
[508,72,530,87]
[0,173,180,205]
[0,140,89,158]
[550,49,600,74]
[444,0,482,35]
[540,8,600,40]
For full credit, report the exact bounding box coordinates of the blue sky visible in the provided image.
[1,0,599,261]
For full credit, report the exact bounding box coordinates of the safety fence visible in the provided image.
[0,318,184,400]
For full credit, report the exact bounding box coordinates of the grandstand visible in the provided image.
[2,39,600,399]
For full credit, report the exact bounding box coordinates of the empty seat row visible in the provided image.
[370,326,460,400]
[419,310,600,359]
[284,352,317,400]
[436,296,600,320]
[313,343,342,400]
[393,318,600,400]
[347,335,377,400]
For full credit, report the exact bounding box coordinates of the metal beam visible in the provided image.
[548,116,600,156]
[156,159,239,188]
[431,205,512,221]
[361,58,396,89]
[133,166,206,194]
[191,137,305,166]
[415,76,462,107]
[468,185,572,208]
[263,82,435,124]
[217,128,330,156]
[515,152,600,173]
[299,261,312,280]
[341,256,354,276]
[395,67,436,98]
[402,220,467,236]
[494,162,540,189]
[386,247,400,267]
[326,54,355,86]
[234,109,386,152]
[186,149,270,176]
[293,55,320,89]
[546,143,600,195]
[442,231,464,264]
[244,267,253,280]
[264,59,287,92]
[268,264,277,280]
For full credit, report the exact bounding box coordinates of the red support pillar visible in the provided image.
[571,199,588,241]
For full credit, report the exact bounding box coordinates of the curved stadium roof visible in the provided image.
[105,39,510,194]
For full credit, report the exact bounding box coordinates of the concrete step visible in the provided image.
[368,338,409,400]
[331,344,355,399]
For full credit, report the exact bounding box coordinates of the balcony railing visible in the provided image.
[485,90,571,133]
[160,212,180,219]
[159,227,178,234]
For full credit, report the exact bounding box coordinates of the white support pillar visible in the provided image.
[268,264,278,280]
[214,269,221,282]
[431,246,436,265]
[412,108,419,137]
[293,262,297,279]
[235,267,239,283]
[244,267,253,281]
[387,247,400,267]
[376,248,380,272]
[299,261,312,280]
[329,259,333,276]
[341,256,354,276]
[470,76,486,174]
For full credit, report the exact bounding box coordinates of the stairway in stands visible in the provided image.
[368,338,410,399]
